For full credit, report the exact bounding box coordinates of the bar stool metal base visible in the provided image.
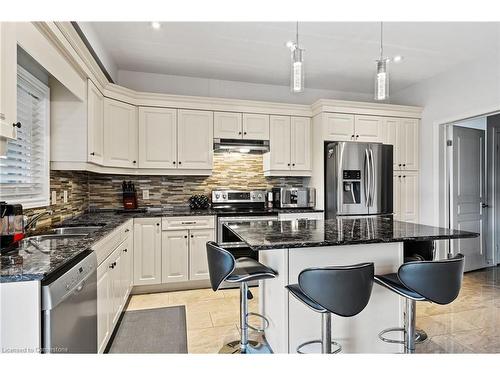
[378,327,428,345]
[246,312,270,333]
[297,340,342,354]
[219,340,272,354]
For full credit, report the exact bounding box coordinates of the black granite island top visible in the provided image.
[224,216,479,251]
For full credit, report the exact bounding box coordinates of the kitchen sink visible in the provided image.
[28,234,88,241]
[45,226,103,235]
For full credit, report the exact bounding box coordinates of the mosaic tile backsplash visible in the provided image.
[22,153,306,227]
[88,153,306,209]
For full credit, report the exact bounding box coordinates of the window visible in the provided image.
[0,66,50,208]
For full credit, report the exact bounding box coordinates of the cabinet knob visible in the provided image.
[12,122,21,128]
[351,135,355,139]
[238,131,242,135]
[133,160,137,164]
[287,163,290,166]
[403,175,406,178]
[123,248,128,253]
[125,228,129,233]
[184,235,187,238]
[156,223,160,226]
[292,163,295,166]
[403,164,406,167]
[178,161,182,165]
[191,235,194,238]
[398,175,401,178]
[90,152,95,156]
[243,132,247,135]
[173,161,176,164]
[356,134,359,138]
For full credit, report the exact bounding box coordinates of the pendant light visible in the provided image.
[286,22,304,93]
[375,22,389,101]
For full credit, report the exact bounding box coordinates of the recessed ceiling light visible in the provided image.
[392,55,404,63]
[285,40,296,50]
[151,22,161,30]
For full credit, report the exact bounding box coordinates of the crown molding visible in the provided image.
[311,99,422,118]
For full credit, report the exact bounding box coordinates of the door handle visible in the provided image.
[364,149,370,206]
[369,149,375,207]
[482,203,489,208]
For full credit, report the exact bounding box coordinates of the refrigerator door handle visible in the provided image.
[369,148,375,207]
[364,148,370,207]
[337,144,345,211]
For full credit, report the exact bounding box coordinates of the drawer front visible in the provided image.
[92,219,133,266]
[278,212,324,221]
[162,216,215,230]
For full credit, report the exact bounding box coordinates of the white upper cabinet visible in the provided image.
[242,113,270,140]
[324,113,355,141]
[214,111,242,139]
[87,80,104,165]
[138,107,177,169]
[264,116,311,175]
[0,22,18,148]
[268,115,291,170]
[383,117,419,171]
[400,119,419,170]
[290,117,312,171]
[177,109,213,170]
[354,115,383,142]
[103,98,138,168]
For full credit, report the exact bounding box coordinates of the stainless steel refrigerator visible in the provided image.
[325,141,393,218]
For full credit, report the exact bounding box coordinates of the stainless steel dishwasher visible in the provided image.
[41,251,97,353]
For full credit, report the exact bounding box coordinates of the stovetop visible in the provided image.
[211,203,277,216]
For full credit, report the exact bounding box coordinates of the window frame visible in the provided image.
[0,66,51,209]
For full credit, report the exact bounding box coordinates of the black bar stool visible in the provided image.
[375,253,464,353]
[286,263,374,354]
[206,241,277,354]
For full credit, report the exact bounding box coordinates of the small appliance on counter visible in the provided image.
[1,202,24,252]
[122,181,138,210]
[188,195,210,210]
[271,187,316,209]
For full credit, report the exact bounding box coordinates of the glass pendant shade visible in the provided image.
[291,47,304,93]
[374,59,389,100]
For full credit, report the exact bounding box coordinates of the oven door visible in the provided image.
[217,215,278,249]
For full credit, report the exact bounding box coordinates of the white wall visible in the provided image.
[117,69,373,104]
[390,51,500,226]
[78,22,118,82]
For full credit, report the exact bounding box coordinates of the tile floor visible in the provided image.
[126,266,500,354]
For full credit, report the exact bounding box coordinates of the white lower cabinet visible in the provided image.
[278,211,324,221]
[133,218,162,286]
[161,216,215,283]
[162,230,189,283]
[96,221,134,353]
[394,171,419,223]
[188,229,213,281]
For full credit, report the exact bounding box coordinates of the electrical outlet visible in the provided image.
[51,191,57,205]
[63,190,68,203]
[143,189,150,200]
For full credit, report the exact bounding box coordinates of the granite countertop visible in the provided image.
[224,216,479,251]
[0,206,324,283]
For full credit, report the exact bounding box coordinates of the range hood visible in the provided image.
[214,138,270,154]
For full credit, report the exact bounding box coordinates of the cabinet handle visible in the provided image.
[123,248,128,253]
[109,262,116,269]
[292,163,295,166]
[184,235,187,238]
[398,163,402,167]
[181,221,196,225]
[12,122,21,128]
[403,175,406,178]
[191,235,194,238]
[173,161,176,164]
[178,161,182,165]
[132,160,137,164]
[156,223,160,226]
[125,228,130,233]
[90,152,95,156]
[398,175,401,179]
[287,163,290,166]
[243,132,247,135]
[238,131,242,135]
[356,134,359,138]
[403,164,406,167]
[351,134,355,139]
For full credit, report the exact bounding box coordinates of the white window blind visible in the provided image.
[0,66,50,208]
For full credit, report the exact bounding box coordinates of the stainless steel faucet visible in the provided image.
[24,210,53,233]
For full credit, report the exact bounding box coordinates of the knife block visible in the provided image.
[123,191,138,210]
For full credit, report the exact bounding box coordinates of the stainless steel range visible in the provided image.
[212,190,278,260]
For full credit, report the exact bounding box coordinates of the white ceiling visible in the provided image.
[86,22,499,94]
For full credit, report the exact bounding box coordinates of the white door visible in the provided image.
[162,230,189,283]
[383,118,401,170]
[177,109,213,169]
[133,218,162,285]
[324,113,355,141]
[291,117,312,171]
[400,119,419,170]
[103,98,138,168]
[451,126,487,271]
[393,173,401,221]
[87,80,104,164]
[242,113,270,140]
[96,261,111,353]
[401,172,419,223]
[189,229,214,281]
[355,115,383,142]
[269,115,291,170]
[138,107,177,168]
[214,112,242,139]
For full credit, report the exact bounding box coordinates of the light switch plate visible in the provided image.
[51,191,57,205]
[143,189,150,200]
[63,190,68,203]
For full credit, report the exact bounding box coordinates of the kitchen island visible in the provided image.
[224,216,478,353]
